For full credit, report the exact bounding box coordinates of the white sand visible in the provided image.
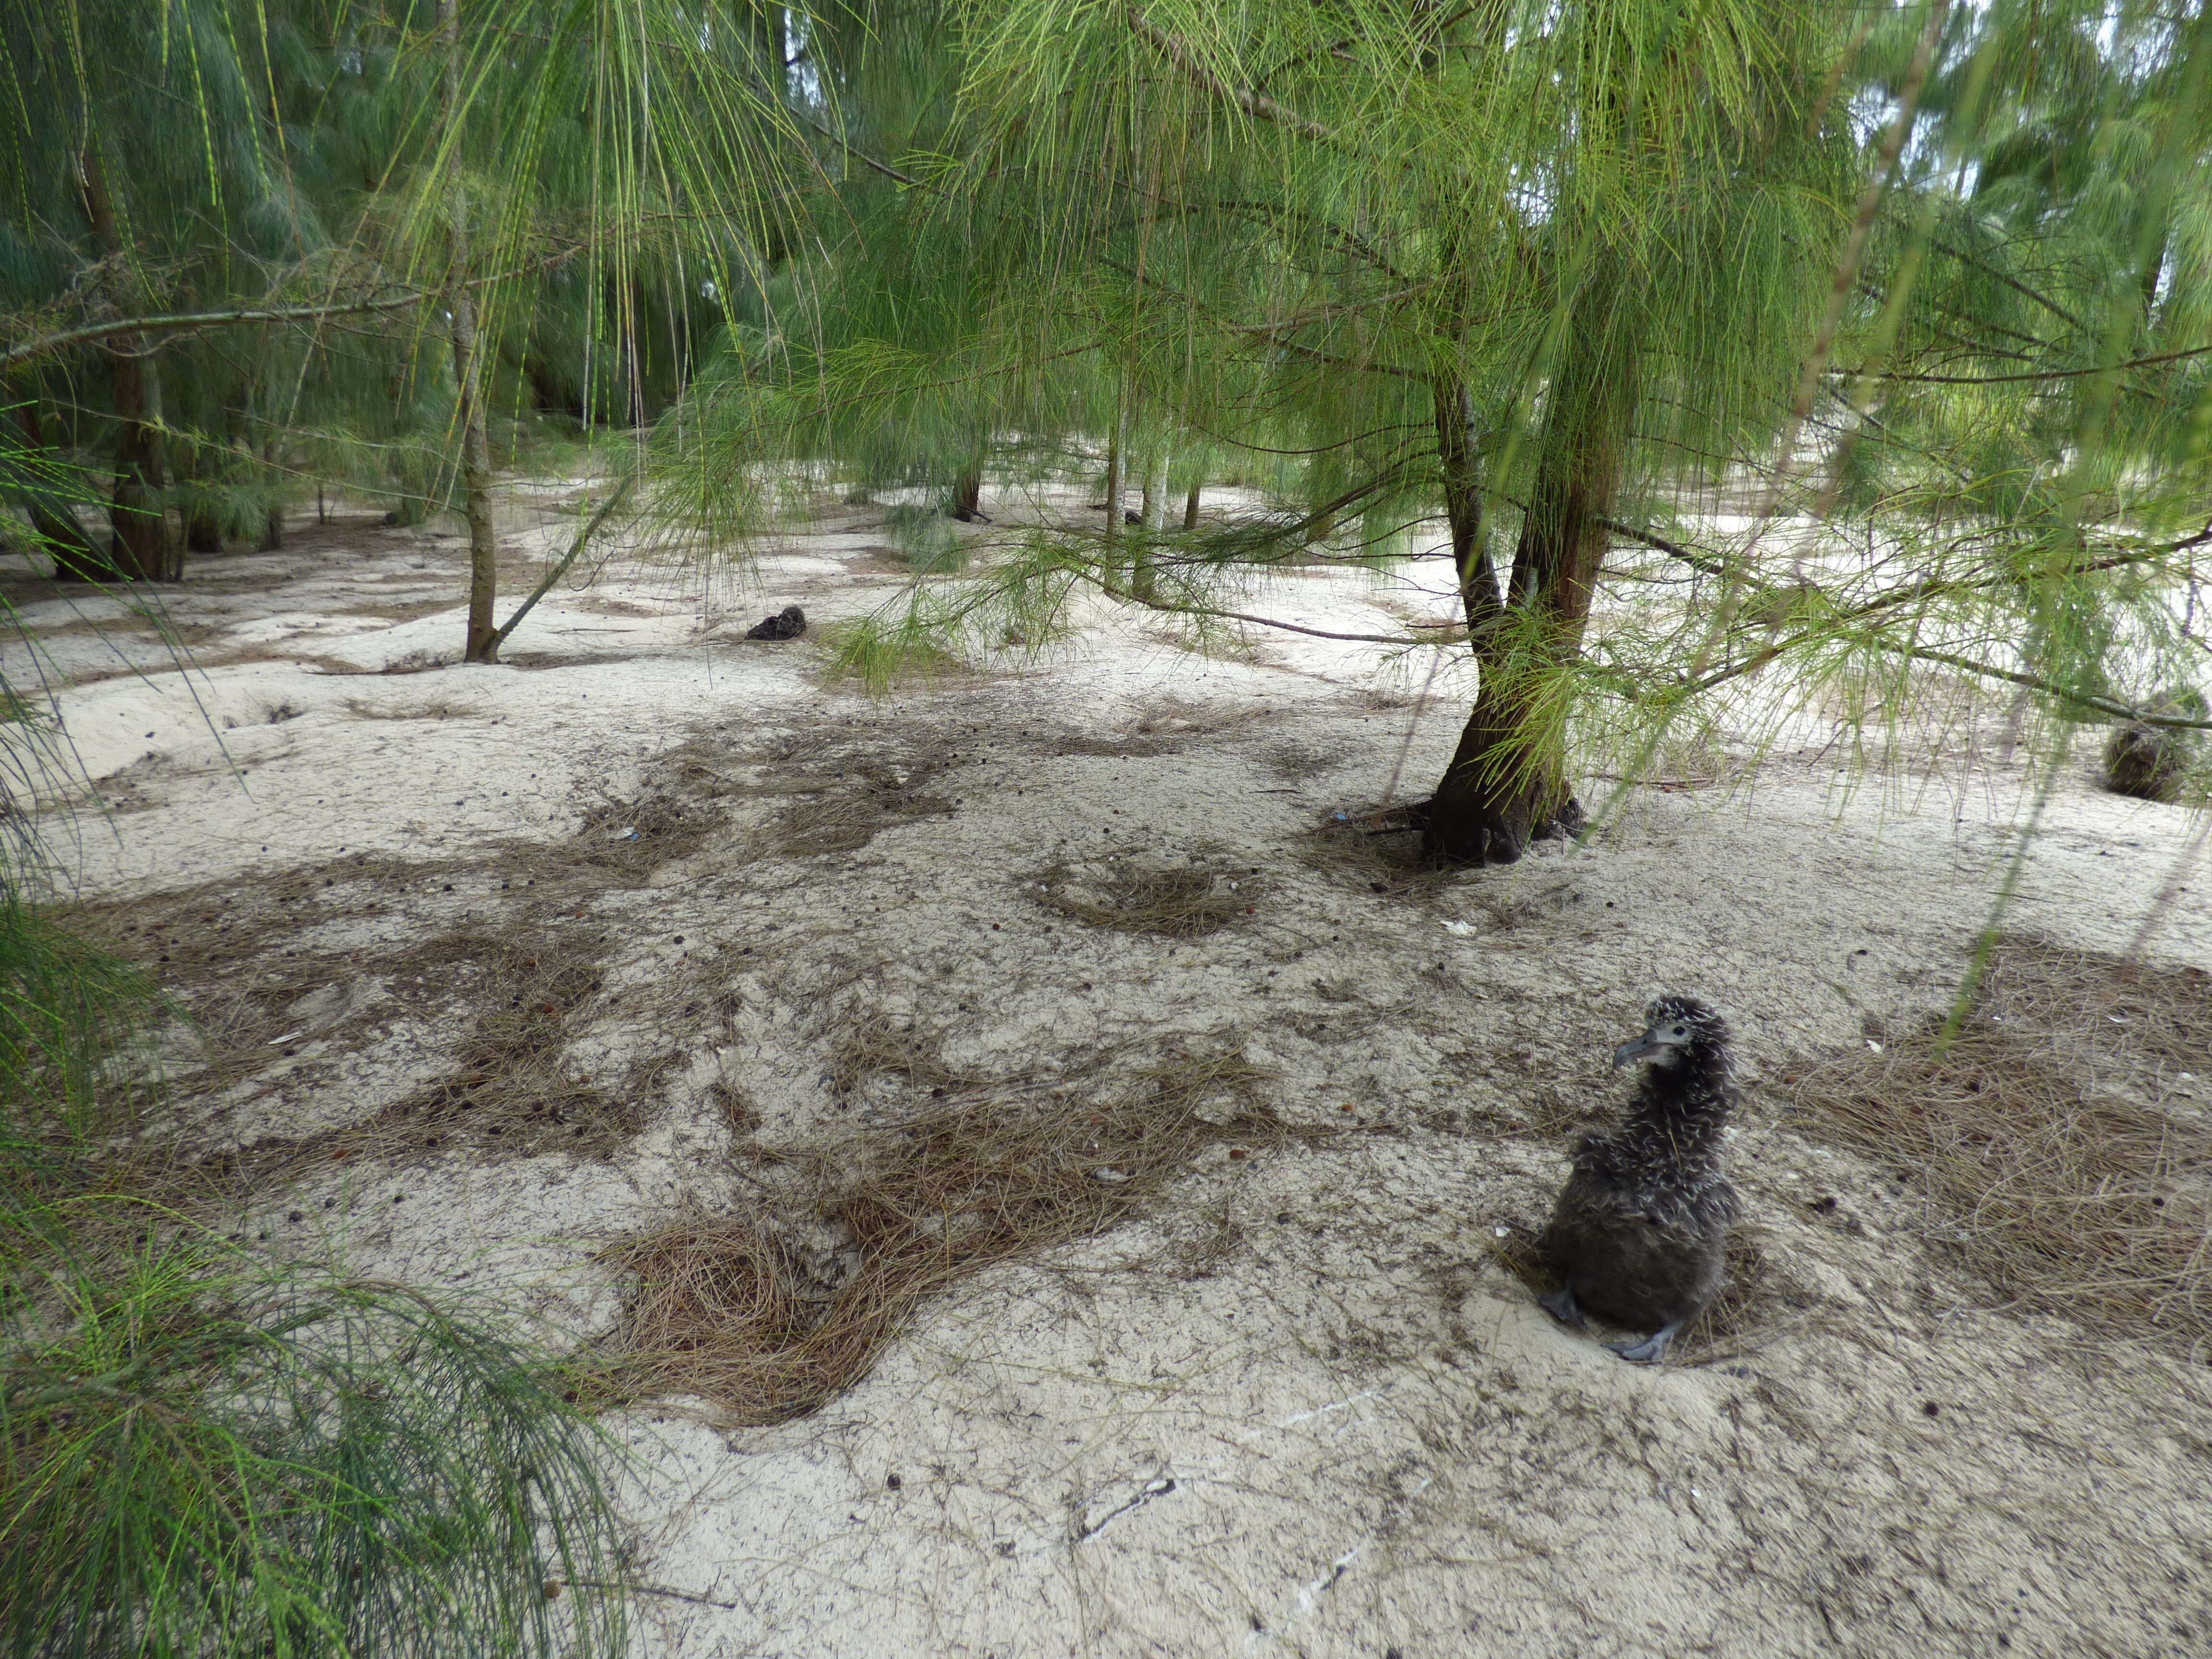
[15,484,2210,1659]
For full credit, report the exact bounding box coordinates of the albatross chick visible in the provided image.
[1539,994,1740,1364]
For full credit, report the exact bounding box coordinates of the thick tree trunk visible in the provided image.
[1433,374,1502,635]
[444,0,501,664]
[1423,304,1635,865]
[949,465,984,520]
[105,343,172,580]
[77,155,174,581]
[185,511,223,554]
[11,400,108,580]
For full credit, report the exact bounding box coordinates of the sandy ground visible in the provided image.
[11,481,2212,1659]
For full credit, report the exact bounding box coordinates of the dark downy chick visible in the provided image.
[1538,994,1740,1364]
[2103,690,2207,804]
[746,605,807,641]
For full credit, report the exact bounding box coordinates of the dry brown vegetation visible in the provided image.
[731,729,960,860]
[1028,854,1264,938]
[591,1026,1302,1423]
[60,749,750,1193]
[1785,937,2212,1355]
[1296,800,1458,905]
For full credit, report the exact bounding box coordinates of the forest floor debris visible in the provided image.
[9,484,2211,1659]
[1786,937,2212,1356]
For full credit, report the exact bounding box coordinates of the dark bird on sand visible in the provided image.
[2103,690,2206,804]
[745,605,807,641]
[1539,994,1740,1364]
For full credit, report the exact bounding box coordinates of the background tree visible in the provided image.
[681,0,2210,857]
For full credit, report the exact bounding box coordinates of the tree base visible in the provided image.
[1419,790,1585,866]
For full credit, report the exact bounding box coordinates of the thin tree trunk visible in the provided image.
[950,464,983,519]
[1182,480,1202,530]
[77,153,172,582]
[1134,449,1170,601]
[444,0,500,664]
[1424,289,1635,866]
[1102,397,1125,551]
[260,439,285,548]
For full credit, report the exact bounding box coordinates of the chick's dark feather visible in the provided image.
[1544,996,1740,1333]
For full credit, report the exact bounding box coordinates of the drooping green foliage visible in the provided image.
[0,210,643,1646]
[0,0,804,577]
[0,866,633,1659]
[666,0,2211,857]
[1,1232,630,1659]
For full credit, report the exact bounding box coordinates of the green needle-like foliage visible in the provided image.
[0,878,634,1659]
[671,0,2211,864]
[1,1238,626,1659]
[0,473,634,1653]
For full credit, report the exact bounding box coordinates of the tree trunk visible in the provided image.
[444,0,501,664]
[11,400,109,580]
[1140,452,1169,531]
[77,154,174,581]
[259,440,285,548]
[1132,450,1170,601]
[1102,407,1124,550]
[1432,373,1502,635]
[1423,297,1636,866]
[1182,480,1202,530]
[104,343,172,580]
[185,511,223,554]
[950,465,983,519]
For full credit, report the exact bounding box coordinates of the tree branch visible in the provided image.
[0,250,586,373]
[1858,341,2212,385]
[1110,583,1453,647]
[488,475,635,656]
[1660,627,2212,731]
[1897,648,2212,729]
[1595,516,1727,576]
[1224,277,1442,336]
[805,115,926,190]
[1123,8,1336,143]
[1927,238,2089,332]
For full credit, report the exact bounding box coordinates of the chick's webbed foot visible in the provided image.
[1607,1321,1683,1365]
[1537,1288,1588,1331]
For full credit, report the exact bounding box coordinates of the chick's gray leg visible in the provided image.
[1537,1288,1588,1331]
[1607,1322,1683,1364]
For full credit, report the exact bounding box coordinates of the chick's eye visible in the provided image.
[1670,1026,1686,1037]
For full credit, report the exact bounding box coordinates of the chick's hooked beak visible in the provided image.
[1611,1029,1670,1069]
